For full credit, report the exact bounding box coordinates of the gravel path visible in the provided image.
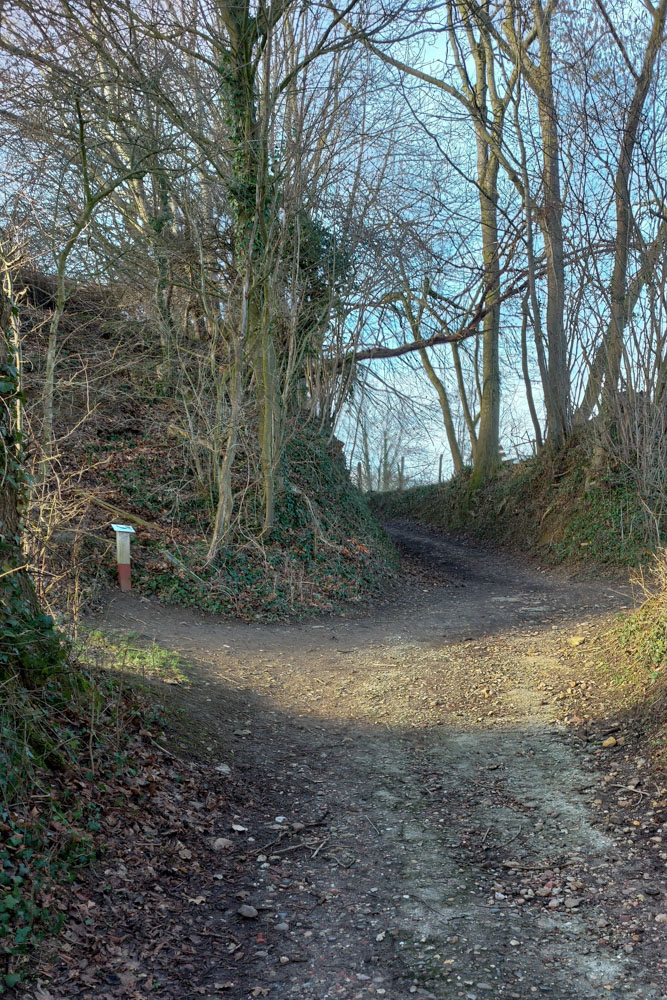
[91,521,666,1000]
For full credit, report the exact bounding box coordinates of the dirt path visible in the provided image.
[85,522,666,1000]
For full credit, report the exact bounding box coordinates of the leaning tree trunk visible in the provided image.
[418,346,464,476]
[603,0,667,404]
[521,293,544,450]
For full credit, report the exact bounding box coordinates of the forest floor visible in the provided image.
[23,521,667,1000]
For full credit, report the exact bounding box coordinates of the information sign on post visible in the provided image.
[111,524,136,591]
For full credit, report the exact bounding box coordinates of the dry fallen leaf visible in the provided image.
[213,837,233,850]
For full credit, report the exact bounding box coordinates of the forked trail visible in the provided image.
[89,522,665,1000]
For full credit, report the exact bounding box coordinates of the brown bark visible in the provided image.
[1,288,61,684]
[579,0,667,414]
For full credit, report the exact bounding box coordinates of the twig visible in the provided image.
[0,563,28,579]
[255,812,329,855]
[257,830,290,853]
[88,688,96,777]
[611,783,648,800]
[75,492,155,529]
[365,814,381,835]
[145,733,181,760]
[161,548,208,586]
[311,838,329,858]
[327,852,357,869]
[502,861,551,871]
[410,895,466,921]
[304,809,330,828]
[273,843,313,855]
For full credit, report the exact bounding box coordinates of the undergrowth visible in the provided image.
[41,431,396,622]
[371,434,661,569]
[619,598,667,680]
[616,551,667,707]
[0,650,162,990]
[586,551,667,767]
[20,285,395,621]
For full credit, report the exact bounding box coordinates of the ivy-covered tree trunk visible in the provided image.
[1,290,61,684]
[218,2,282,540]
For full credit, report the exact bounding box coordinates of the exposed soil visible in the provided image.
[27,521,667,999]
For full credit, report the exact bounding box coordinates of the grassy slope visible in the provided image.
[371,435,657,569]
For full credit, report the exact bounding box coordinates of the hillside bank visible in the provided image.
[370,437,663,570]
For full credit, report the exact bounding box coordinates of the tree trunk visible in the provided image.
[604,0,667,402]
[219,2,281,538]
[419,346,464,475]
[255,325,280,536]
[1,289,61,684]
[206,335,244,561]
[577,218,667,420]
[451,342,478,459]
[470,149,501,490]
[461,11,504,490]
[532,1,569,448]
[578,0,667,416]
[361,421,373,492]
[40,258,67,475]
[521,294,544,449]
